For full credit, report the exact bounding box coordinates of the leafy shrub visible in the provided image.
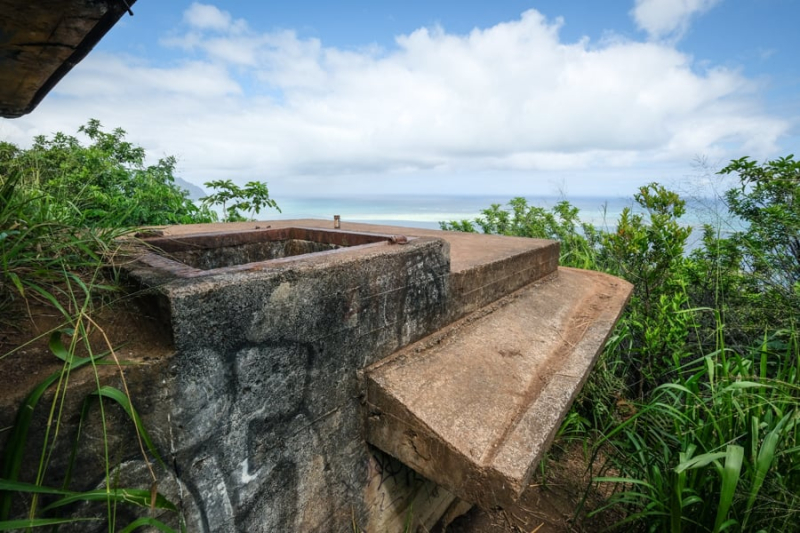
[686,156,800,346]
[1,119,217,228]
[0,121,215,318]
[600,184,694,393]
[721,155,800,293]
[441,197,598,269]
[0,120,280,318]
[201,179,280,222]
[441,157,800,530]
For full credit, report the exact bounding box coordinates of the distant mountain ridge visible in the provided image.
[174,177,206,200]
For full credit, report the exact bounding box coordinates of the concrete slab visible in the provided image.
[156,219,560,317]
[158,219,556,274]
[362,267,632,509]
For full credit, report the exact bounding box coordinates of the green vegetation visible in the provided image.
[442,157,800,531]
[201,179,281,222]
[0,121,278,531]
[1,119,217,228]
[1,333,180,531]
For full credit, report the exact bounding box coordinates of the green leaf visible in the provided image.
[118,517,179,533]
[91,386,167,470]
[48,331,72,362]
[0,478,72,495]
[0,517,100,530]
[675,451,727,474]
[6,272,23,297]
[41,488,177,513]
[713,445,743,533]
[24,282,68,318]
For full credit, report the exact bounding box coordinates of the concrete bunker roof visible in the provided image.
[158,218,557,275]
[0,0,136,118]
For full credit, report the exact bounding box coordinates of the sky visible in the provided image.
[1,0,798,199]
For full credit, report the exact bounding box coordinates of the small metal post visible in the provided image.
[334,215,341,229]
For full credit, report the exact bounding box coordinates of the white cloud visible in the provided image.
[631,0,722,41]
[55,55,242,98]
[1,5,787,197]
[183,3,233,32]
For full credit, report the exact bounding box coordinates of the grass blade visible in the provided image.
[41,488,177,513]
[118,517,179,533]
[713,444,743,533]
[743,412,792,527]
[91,386,167,470]
[675,451,727,474]
[0,479,71,496]
[0,517,100,530]
[0,332,107,520]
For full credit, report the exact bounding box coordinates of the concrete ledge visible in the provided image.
[156,219,560,320]
[362,268,633,509]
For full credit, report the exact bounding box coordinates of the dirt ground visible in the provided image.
[445,443,621,533]
[0,297,173,403]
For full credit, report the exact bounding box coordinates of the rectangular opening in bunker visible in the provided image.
[146,227,392,270]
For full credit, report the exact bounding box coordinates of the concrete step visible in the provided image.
[362,267,633,509]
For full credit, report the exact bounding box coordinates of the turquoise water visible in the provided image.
[264,194,737,239]
[248,194,744,256]
[268,195,628,228]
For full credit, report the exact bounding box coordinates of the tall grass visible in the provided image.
[590,319,799,532]
[1,145,181,530]
[0,168,130,327]
[0,329,181,532]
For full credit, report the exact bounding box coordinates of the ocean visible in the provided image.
[267,194,631,228]
[261,194,738,250]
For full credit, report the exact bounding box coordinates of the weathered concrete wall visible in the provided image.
[169,238,340,270]
[1,234,458,532]
[149,236,452,531]
[62,234,452,532]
